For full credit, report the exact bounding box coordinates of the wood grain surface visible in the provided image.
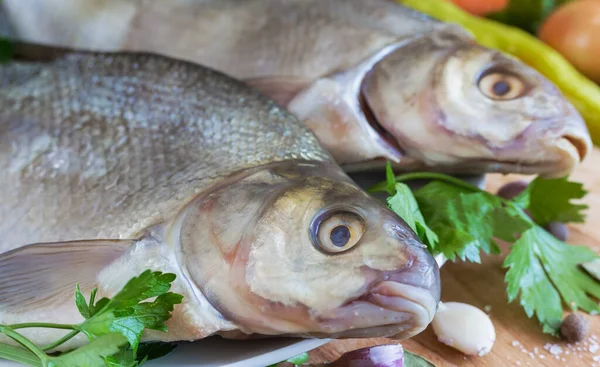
[308,147,600,367]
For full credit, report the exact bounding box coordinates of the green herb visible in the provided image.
[268,352,309,367]
[0,38,14,63]
[372,169,600,335]
[0,270,183,367]
[385,162,397,196]
[413,181,529,262]
[104,342,177,367]
[504,225,600,334]
[387,182,439,252]
[404,350,435,367]
[517,176,588,226]
[286,352,309,365]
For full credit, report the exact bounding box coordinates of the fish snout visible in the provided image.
[542,110,592,177]
[559,128,591,164]
[367,250,441,339]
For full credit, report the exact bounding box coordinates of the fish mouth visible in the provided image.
[560,134,589,163]
[359,91,404,160]
[486,131,591,178]
[366,281,438,338]
[345,130,590,178]
[313,270,440,340]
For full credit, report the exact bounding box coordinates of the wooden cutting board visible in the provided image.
[308,147,600,367]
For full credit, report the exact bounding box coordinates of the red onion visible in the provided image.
[328,344,404,367]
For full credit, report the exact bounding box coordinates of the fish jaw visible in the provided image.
[306,241,440,340]
[525,103,591,178]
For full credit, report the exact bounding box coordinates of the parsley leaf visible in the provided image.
[414,181,530,262]
[504,224,600,334]
[48,333,128,367]
[0,38,13,64]
[136,342,178,362]
[75,284,92,319]
[518,176,588,226]
[109,292,183,351]
[101,271,177,311]
[0,343,41,366]
[375,169,599,335]
[78,271,183,352]
[0,270,182,367]
[268,352,309,367]
[404,351,435,367]
[286,352,309,365]
[104,342,177,367]
[387,183,438,251]
[385,162,397,195]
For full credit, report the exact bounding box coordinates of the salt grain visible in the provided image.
[484,305,492,313]
[594,355,600,362]
[590,344,599,353]
[549,345,563,355]
[512,340,520,347]
[533,347,539,354]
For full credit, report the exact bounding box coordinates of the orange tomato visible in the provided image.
[538,0,600,84]
[449,0,508,16]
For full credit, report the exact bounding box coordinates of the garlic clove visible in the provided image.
[432,302,496,356]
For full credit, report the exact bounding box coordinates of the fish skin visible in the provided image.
[0,0,592,177]
[0,49,440,348]
[0,49,330,250]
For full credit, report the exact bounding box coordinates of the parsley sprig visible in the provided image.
[0,270,183,367]
[373,163,600,335]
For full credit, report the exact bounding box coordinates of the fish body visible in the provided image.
[0,50,440,350]
[0,0,592,177]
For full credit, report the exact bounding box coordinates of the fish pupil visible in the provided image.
[493,80,511,96]
[330,225,351,247]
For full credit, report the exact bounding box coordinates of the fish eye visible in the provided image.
[478,72,526,101]
[311,211,365,253]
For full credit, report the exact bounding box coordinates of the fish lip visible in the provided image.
[364,281,438,337]
[312,270,439,339]
[485,132,590,178]
[560,133,590,163]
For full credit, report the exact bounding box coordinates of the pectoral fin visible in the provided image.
[244,76,311,106]
[0,240,132,312]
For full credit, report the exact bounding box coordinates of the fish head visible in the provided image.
[362,31,591,177]
[178,162,440,340]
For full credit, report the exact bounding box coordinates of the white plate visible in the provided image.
[146,337,330,367]
[0,174,485,367]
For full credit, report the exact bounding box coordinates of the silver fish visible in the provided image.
[0,0,592,177]
[0,49,440,351]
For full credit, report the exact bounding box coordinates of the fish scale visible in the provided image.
[0,51,330,251]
